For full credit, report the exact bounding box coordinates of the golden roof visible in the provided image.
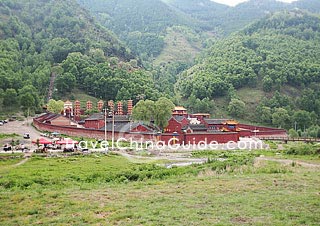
[225,120,239,125]
[174,106,187,111]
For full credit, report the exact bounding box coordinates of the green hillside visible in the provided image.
[153,26,203,65]
[0,0,160,115]
[77,0,201,60]
[1,0,320,134]
[77,0,320,64]
[163,0,229,29]
[293,0,320,14]
[166,0,320,35]
[177,10,320,130]
[220,0,291,34]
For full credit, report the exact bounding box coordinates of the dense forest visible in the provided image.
[177,10,320,134]
[0,0,160,114]
[0,0,320,136]
[179,10,320,99]
[165,0,320,34]
[78,0,320,62]
[77,0,202,61]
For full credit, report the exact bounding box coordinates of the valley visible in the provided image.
[0,1,320,224]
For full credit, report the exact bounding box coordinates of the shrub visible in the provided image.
[286,144,320,155]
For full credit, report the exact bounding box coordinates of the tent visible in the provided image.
[32,138,52,145]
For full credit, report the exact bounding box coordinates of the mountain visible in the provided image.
[77,0,203,60]
[77,0,199,34]
[1,0,320,128]
[162,0,229,29]
[77,0,320,64]
[0,0,158,114]
[161,0,290,34]
[221,0,291,34]
[293,0,320,14]
[165,0,320,34]
[0,0,133,61]
[177,10,320,123]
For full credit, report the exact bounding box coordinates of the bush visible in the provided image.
[286,144,320,155]
[288,128,299,138]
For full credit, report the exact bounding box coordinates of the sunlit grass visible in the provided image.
[0,149,319,225]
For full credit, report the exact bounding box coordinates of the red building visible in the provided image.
[74,100,81,121]
[41,102,288,145]
[37,113,80,127]
[117,101,123,115]
[164,116,189,134]
[127,100,133,115]
[172,106,187,116]
[108,100,114,112]
[191,113,210,121]
[64,101,73,118]
[84,113,105,129]
[97,100,104,112]
[86,101,93,111]
[100,121,155,134]
[204,119,229,131]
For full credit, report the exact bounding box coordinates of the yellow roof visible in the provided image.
[225,120,239,125]
[174,106,187,111]
[193,113,210,116]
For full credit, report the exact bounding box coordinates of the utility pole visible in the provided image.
[104,108,107,142]
[112,110,115,150]
[26,107,30,126]
[294,121,297,131]
[103,108,108,153]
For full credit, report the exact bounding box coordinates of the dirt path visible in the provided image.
[256,157,320,168]
[14,157,29,167]
[114,150,207,164]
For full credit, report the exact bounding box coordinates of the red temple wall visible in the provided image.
[164,118,182,133]
[84,120,105,129]
[159,133,239,145]
[34,119,155,141]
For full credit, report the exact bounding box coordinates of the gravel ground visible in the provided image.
[0,118,41,151]
[0,118,40,139]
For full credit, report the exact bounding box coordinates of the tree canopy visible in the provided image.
[132,97,175,130]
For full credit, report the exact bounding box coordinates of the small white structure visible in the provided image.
[188,118,201,125]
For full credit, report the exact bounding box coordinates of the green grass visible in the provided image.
[0,133,20,139]
[210,85,301,124]
[0,155,23,167]
[154,27,201,65]
[64,88,99,107]
[0,149,319,225]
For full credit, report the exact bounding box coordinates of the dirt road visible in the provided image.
[0,118,41,139]
[0,118,42,151]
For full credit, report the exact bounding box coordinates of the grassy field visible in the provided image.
[0,147,319,225]
[208,85,301,124]
[154,26,202,66]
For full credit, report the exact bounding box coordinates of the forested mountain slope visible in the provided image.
[0,0,159,114]
[177,10,320,128]
[78,0,320,64]
[167,0,320,35]
[77,0,202,60]
[293,0,320,14]
[221,0,290,34]
[163,0,229,29]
